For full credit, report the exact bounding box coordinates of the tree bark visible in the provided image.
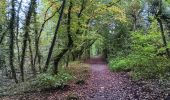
[157,18,170,57]
[0,30,7,44]
[9,0,18,83]
[33,4,60,70]
[28,35,36,76]
[43,0,66,72]
[20,0,36,81]
[53,1,73,74]
[15,0,23,65]
[71,0,87,61]
[156,0,170,57]
[133,16,137,31]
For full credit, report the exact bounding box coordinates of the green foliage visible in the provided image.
[91,34,104,56]
[3,61,90,96]
[109,53,170,80]
[104,23,130,58]
[109,21,170,80]
[0,0,6,24]
[36,61,90,89]
[132,56,170,79]
[3,73,72,96]
[37,72,72,89]
[109,56,131,72]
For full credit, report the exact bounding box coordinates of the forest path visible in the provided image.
[82,56,135,100]
[1,57,137,100]
[1,56,164,100]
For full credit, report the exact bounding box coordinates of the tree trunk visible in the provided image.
[43,0,66,72]
[15,0,23,65]
[34,4,59,72]
[33,2,39,69]
[53,1,73,74]
[38,52,42,72]
[32,5,40,73]
[0,30,7,44]
[157,18,170,57]
[20,0,36,81]
[133,16,137,31]
[66,53,69,67]
[28,35,36,76]
[9,0,18,83]
[156,0,170,58]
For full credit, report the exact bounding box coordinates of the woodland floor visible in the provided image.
[1,57,167,100]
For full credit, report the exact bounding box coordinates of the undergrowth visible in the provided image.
[4,61,90,96]
[109,21,170,80]
[109,54,170,80]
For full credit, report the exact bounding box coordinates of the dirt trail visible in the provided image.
[1,57,165,100]
[78,57,164,100]
[83,57,135,100]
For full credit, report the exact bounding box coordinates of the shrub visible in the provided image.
[109,53,170,80]
[65,61,90,83]
[4,61,90,96]
[109,57,131,72]
[36,61,90,89]
[109,22,170,80]
[37,72,72,89]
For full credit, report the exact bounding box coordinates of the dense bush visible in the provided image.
[37,62,90,88]
[4,61,90,96]
[37,72,72,89]
[109,21,170,80]
[109,54,170,79]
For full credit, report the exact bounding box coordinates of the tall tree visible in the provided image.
[9,0,18,83]
[155,0,170,57]
[43,0,66,72]
[34,3,60,72]
[53,0,73,74]
[20,0,37,81]
[15,0,23,65]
